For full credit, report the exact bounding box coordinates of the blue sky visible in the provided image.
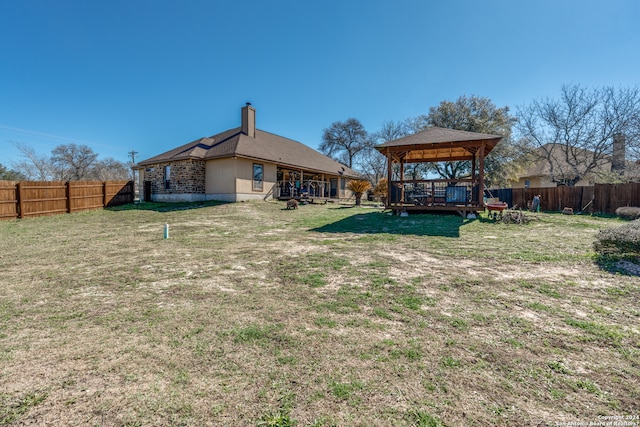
[1,0,638,167]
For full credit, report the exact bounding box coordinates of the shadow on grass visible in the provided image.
[312,209,470,237]
[595,254,640,276]
[107,200,229,213]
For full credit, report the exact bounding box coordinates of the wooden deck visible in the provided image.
[387,202,485,217]
[385,178,484,217]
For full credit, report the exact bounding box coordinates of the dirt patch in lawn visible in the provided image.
[0,202,638,426]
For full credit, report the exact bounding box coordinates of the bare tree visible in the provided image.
[12,142,132,181]
[320,118,368,169]
[91,158,132,180]
[375,120,411,142]
[360,120,412,182]
[375,119,432,181]
[11,142,54,180]
[516,85,640,185]
[51,143,98,181]
[357,146,387,184]
[404,115,430,134]
[632,113,640,161]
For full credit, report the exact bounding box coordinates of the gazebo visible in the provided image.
[375,127,503,216]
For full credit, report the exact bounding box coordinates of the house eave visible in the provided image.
[136,156,202,168]
[201,153,360,178]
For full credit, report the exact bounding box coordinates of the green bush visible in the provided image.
[594,219,640,257]
[615,206,640,220]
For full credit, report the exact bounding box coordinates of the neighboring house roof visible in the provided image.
[375,127,502,163]
[515,143,640,182]
[138,127,360,178]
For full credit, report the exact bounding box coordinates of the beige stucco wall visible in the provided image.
[509,176,556,189]
[509,176,593,188]
[205,158,237,195]
[205,157,277,202]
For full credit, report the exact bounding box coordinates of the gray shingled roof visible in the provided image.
[138,127,360,178]
[376,127,503,148]
[375,126,503,163]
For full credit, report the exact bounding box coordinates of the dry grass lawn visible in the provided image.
[0,200,638,426]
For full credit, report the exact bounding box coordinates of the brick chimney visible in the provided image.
[612,133,626,173]
[241,102,256,138]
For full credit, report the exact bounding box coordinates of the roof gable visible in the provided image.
[138,127,359,178]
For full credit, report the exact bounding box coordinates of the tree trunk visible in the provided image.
[355,192,363,206]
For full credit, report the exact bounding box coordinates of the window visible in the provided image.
[253,163,263,191]
[524,180,530,188]
[164,165,171,190]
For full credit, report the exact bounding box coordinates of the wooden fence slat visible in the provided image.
[66,182,72,213]
[0,180,133,220]
[0,181,18,219]
[17,182,24,219]
[495,183,640,215]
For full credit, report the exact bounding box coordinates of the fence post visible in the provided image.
[17,181,24,219]
[66,181,72,213]
[103,181,108,207]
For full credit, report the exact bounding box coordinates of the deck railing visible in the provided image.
[277,180,335,199]
[389,179,480,206]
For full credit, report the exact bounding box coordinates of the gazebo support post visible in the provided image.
[471,153,477,204]
[477,144,485,205]
[399,157,405,205]
[386,152,393,210]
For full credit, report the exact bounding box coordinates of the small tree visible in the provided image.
[372,178,388,203]
[0,163,26,180]
[347,179,372,206]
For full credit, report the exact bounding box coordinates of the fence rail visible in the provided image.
[1,180,637,218]
[491,183,640,215]
[0,180,134,220]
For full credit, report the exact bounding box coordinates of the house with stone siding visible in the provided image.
[135,104,360,202]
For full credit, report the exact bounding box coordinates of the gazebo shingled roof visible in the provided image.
[375,127,502,163]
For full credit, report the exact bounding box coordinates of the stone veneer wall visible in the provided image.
[144,160,206,196]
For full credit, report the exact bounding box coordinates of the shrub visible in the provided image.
[346,179,372,206]
[372,178,388,201]
[346,179,372,194]
[615,206,640,220]
[594,219,640,257]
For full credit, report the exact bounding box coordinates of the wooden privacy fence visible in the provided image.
[0,180,134,220]
[491,183,640,215]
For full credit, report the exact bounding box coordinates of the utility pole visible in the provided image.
[128,150,139,184]
[128,150,139,165]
